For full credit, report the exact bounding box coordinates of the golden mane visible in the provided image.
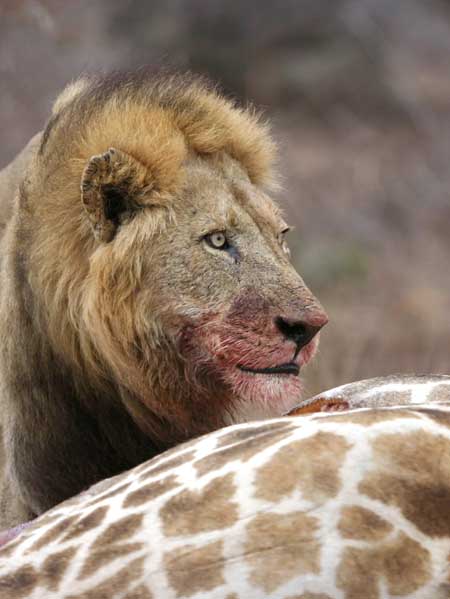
[42,70,277,192]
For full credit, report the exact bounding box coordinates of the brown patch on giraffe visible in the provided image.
[0,564,37,598]
[255,432,350,502]
[338,505,393,541]
[67,556,145,599]
[137,450,197,481]
[77,513,145,579]
[215,421,294,447]
[359,430,450,537]
[123,475,178,508]
[245,511,320,593]
[195,427,294,476]
[79,542,144,580]
[30,514,79,551]
[318,408,420,426]
[124,584,153,598]
[60,506,109,542]
[42,546,77,591]
[336,532,430,599]
[285,594,332,599]
[161,473,238,536]
[164,540,225,597]
[91,513,144,548]
[225,595,239,599]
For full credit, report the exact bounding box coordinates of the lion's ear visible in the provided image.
[81,147,151,242]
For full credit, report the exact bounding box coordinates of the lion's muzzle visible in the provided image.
[274,312,328,356]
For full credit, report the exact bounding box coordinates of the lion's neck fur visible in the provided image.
[0,251,159,520]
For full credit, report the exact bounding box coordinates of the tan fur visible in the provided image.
[0,70,326,527]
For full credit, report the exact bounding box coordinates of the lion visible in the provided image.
[0,70,327,528]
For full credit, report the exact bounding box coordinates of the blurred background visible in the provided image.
[1,0,449,395]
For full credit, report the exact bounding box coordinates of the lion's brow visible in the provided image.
[231,183,282,234]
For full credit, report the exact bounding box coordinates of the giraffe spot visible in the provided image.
[255,432,350,502]
[336,532,430,599]
[215,421,294,447]
[245,511,320,593]
[164,540,225,597]
[161,473,237,536]
[78,542,144,580]
[137,450,197,481]
[123,584,153,598]
[123,475,178,508]
[91,514,144,548]
[317,408,420,426]
[67,556,145,599]
[195,427,294,476]
[42,546,77,591]
[359,430,450,537]
[338,505,393,541]
[0,564,37,598]
[30,514,79,551]
[61,506,109,542]
[75,516,146,582]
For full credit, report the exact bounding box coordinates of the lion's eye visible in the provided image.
[205,231,228,250]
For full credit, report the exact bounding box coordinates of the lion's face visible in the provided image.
[96,155,327,422]
[76,141,326,440]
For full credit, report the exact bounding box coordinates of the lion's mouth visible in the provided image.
[237,362,300,376]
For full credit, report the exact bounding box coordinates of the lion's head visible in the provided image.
[24,71,327,446]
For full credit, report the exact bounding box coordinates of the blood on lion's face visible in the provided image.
[169,156,327,420]
[82,152,327,426]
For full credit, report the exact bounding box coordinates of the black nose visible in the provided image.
[275,316,325,351]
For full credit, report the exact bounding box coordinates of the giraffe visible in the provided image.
[1,374,450,599]
[287,374,450,415]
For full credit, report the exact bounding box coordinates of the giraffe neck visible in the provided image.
[2,379,450,599]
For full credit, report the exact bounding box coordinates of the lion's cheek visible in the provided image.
[225,368,304,418]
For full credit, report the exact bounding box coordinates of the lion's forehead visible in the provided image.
[177,159,284,240]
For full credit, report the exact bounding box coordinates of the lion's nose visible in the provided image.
[275,312,328,351]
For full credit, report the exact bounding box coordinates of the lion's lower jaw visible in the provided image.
[224,370,304,424]
[223,338,320,424]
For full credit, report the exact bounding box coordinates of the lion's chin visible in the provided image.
[222,337,320,424]
[224,368,304,424]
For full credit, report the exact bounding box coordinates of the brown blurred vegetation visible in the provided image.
[1,0,449,395]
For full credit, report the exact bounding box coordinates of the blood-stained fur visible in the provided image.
[0,70,326,527]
